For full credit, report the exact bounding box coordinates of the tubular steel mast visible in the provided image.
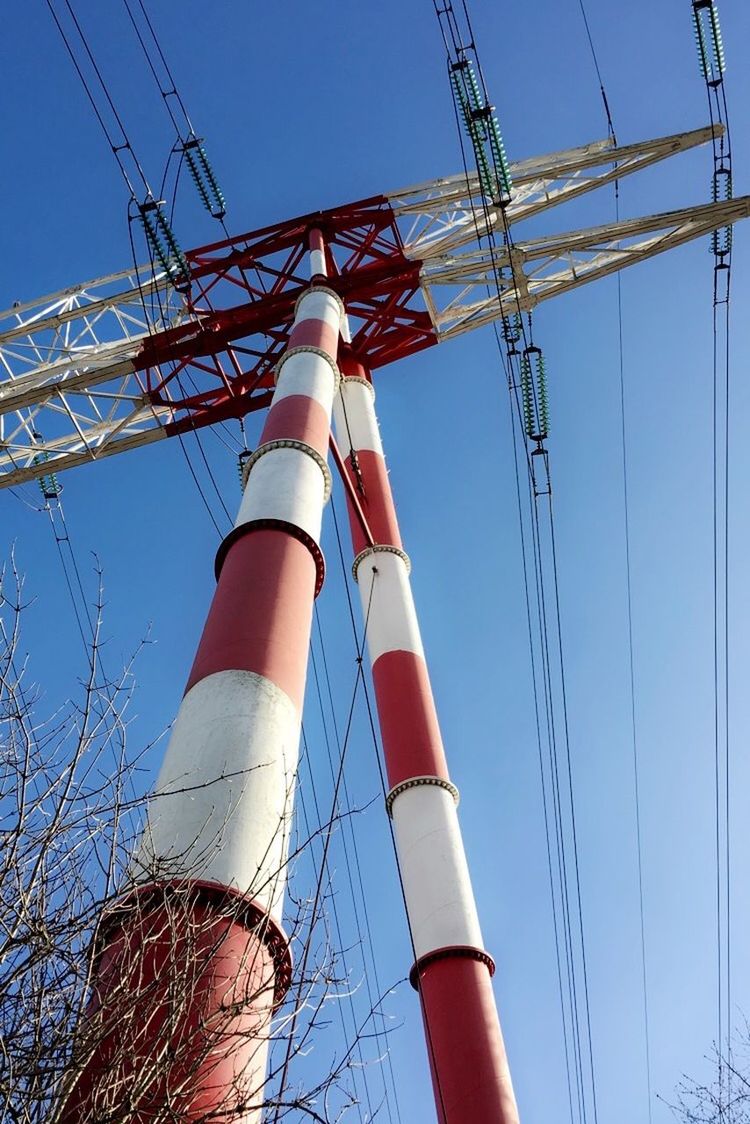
[5,126,746,1122]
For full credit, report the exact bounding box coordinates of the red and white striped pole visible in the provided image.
[333,347,520,1124]
[60,234,343,1122]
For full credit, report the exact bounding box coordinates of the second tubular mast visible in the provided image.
[332,342,520,1124]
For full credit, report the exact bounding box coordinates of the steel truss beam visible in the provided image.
[390,124,724,257]
[426,194,750,338]
[0,124,746,489]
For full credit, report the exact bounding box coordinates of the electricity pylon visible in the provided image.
[4,125,746,1123]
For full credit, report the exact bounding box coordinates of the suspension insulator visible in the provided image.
[487,113,513,200]
[711,165,733,256]
[692,0,726,83]
[139,200,190,287]
[31,438,62,500]
[183,138,227,220]
[502,313,522,346]
[520,346,549,443]
[450,60,512,205]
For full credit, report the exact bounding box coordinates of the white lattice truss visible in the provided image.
[1,123,747,489]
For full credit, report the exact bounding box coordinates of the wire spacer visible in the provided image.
[385,775,460,817]
[352,543,411,583]
[409,945,496,990]
[275,344,341,391]
[293,284,345,320]
[241,438,332,502]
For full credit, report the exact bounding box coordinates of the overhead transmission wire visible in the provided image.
[574,3,654,1121]
[44,0,234,535]
[327,495,451,1124]
[119,1,274,522]
[690,0,734,1111]
[431,3,601,1122]
[309,611,403,1122]
[269,577,379,1124]
[282,594,401,1120]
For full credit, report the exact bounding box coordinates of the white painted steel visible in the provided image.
[310,248,326,278]
[2,125,744,489]
[135,670,300,921]
[389,124,724,259]
[272,350,337,412]
[295,288,343,335]
[237,1038,272,1124]
[391,784,484,959]
[333,380,384,456]
[356,549,425,665]
[237,446,327,543]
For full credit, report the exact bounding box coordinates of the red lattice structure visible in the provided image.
[137,197,434,436]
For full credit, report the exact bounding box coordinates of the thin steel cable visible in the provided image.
[329,494,450,1124]
[433,3,598,1114]
[297,720,373,1121]
[507,382,577,1124]
[270,576,377,1124]
[311,609,402,1121]
[307,632,390,1120]
[573,2,653,1114]
[46,0,153,198]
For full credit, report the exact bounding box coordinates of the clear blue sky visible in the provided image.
[2,2,749,1121]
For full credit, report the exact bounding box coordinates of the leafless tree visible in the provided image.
[669,1029,750,1124]
[0,555,394,1123]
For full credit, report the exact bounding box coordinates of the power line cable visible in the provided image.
[430,3,603,1118]
[45,0,152,200]
[328,493,450,1124]
[573,4,654,1119]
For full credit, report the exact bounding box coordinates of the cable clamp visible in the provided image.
[386,775,459,817]
[275,345,341,392]
[352,543,411,583]
[241,438,332,502]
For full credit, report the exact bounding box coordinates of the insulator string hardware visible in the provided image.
[692,0,726,85]
[182,137,227,220]
[138,199,190,287]
[711,164,733,259]
[503,313,523,348]
[449,58,512,205]
[520,345,549,448]
[31,432,62,502]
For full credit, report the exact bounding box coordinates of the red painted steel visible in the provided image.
[328,432,376,549]
[261,394,331,457]
[133,197,434,440]
[287,317,339,356]
[371,650,450,785]
[186,529,316,710]
[416,957,518,1124]
[58,883,289,1123]
[344,448,403,555]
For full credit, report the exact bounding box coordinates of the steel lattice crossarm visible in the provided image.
[0,123,747,489]
[391,123,725,255]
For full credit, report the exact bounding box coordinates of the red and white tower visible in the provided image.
[0,124,743,1124]
[334,351,519,1124]
[58,237,344,1122]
